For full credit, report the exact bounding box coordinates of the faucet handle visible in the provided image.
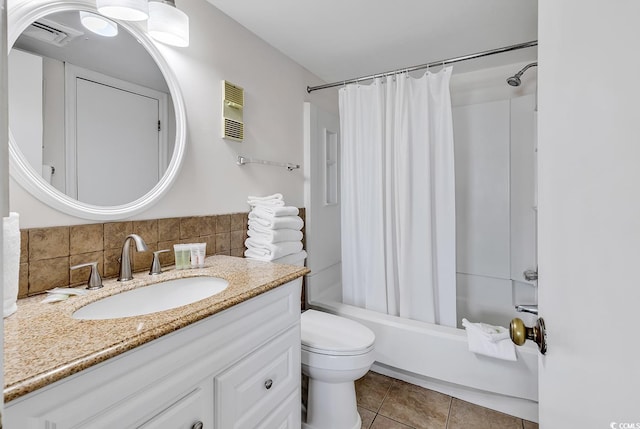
[149,249,171,275]
[71,262,103,290]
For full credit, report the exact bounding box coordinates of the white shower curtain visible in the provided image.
[339,68,456,327]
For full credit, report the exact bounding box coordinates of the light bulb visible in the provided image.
[147,1,189,47]
[80,11,118,37]
[96,0,149,22]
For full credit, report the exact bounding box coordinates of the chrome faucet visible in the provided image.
[118,234,149,282]
[515,304,539,316]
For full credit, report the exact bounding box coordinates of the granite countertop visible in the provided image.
[4,255,309,403]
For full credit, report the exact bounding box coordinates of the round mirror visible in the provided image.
[8,1,186,220]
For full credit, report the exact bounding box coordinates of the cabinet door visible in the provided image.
[137,384,210,429]
[215,326,300,429]
[256,391,300,429]
[24,379,213,429]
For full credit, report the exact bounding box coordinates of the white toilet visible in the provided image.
[270,251,375,428]
[301,309,375,429]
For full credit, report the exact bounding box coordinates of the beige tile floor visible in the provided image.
[355,371,539,429]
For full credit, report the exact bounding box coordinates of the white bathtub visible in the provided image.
[305,267,539,422]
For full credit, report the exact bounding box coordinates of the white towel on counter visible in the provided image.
[3,212,20,318]
[462,318,516,361]
[248,227,303,244]
[252,205,299,218]
[244,239,304,261]
[247,193,284,207]
[248,213,304,231]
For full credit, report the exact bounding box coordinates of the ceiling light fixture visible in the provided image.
[147,0,189,47]
[96,0,149,22]
[80,11,118,37]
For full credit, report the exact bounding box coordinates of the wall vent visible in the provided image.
[23,18,84,47]
[222,80,244,142]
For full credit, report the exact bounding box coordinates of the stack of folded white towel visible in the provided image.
[244,194,304,261]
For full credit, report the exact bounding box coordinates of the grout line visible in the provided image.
[376,379,395,414]
[445,396,453,429]
[370,413,378,429]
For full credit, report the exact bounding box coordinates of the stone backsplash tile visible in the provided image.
[180,217,201,239]
[230,213,244,231]
[216,215,231,233]
[19,263,28,297]
[104,222,132,250]
[157,239,180,265]
[70,224,103,255]
[158,218,180,241]
[230,230,245,250]
[29,257,70,294]
[133,242,157,273]
[200,235,216,256]
[20,230,28,263]
[230,248,244,258]
[103,248,122,280]
[200,216,216,237]
[17,210,305,298]
[29,227,69,261]
[133,220,158,245]
[215,232,231,254]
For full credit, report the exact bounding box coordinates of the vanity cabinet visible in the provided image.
[4,279,302,429]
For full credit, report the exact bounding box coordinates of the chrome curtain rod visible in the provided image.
[307,40,538,93]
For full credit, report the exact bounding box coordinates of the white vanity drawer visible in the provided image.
[138,385,209,429]
[215,326,300,429]
[256,391,301,429]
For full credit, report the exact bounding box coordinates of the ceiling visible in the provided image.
[205,0,538,84]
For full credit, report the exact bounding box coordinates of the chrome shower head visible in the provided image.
[507,75,522,87]
[506,62,537,87]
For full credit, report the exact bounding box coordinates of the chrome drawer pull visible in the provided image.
[264,379,273,390]
[191,421,203,429]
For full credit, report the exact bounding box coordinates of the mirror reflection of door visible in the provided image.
[66,65,168,206]
[75,78,161,206]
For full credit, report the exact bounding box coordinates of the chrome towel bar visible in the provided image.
[237,155,300,171]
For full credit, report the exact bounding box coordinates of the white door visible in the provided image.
[536,0,640,427]
[75,78,159,206]
[1,0,8,417]
[64,64,169,206]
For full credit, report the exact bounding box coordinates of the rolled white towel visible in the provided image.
[247,193,284,207]
[3,212,20,318]
[252,205,299,218]
[248,213,303,231]
[248,227,303,244]
[461,318,516,361]
[244,240,304,261]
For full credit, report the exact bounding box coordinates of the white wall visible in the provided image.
[8,49,42,172]
[9,0,337,228]
[451,64,537,328]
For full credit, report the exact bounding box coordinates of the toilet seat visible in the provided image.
[301,310,375,356]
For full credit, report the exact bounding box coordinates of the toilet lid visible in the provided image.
[301,310,375,355]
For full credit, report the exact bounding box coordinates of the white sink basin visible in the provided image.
[72,277,229,320]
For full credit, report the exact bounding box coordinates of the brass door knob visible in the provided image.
[510,317,547,355]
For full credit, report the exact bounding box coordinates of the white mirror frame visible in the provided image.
[8,0,187,220]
